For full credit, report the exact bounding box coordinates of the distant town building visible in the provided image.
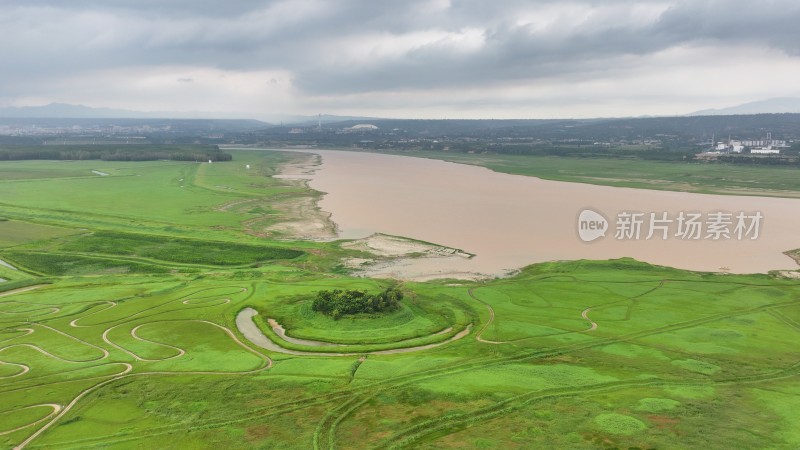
[342,124,379,133]
[707,132,787,155]
[750,147,781,155]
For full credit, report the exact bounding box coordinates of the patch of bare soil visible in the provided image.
[261,195,338,241]
[341,233,484,281]
[342,233,472,258]
[776,270,800,279]
[259,154,338,240]
[218,153,338,241]
[273,154,319,179]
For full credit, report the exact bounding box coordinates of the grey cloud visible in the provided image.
[292,0,800,94]
[654,1,800,55]
[1,0,799,104]
[0,0,278,18]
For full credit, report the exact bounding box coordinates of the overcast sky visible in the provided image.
[3,0,800,119]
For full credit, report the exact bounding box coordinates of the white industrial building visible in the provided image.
[751,147,781,155]
[710,132,788,155]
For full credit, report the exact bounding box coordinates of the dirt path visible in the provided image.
[2,283,273,450]
[370,325,472,355]
[0,305,59,317]
[237,308,471,356]
[69,302,116,327]
[0,404,62,437]
[102,323,185,362]
[0,285,45,298]
[267,317,453,348]
[581,308,598,331]
[0,359,30,378]
[470,287,598,344]
[34,323,109,360]
[474,298,505,344]
[10,315,271,450]
[267,319,335,347]
[130,324,186,359]
[470,287,521,344]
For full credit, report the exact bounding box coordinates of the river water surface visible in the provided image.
[301,150,800,279]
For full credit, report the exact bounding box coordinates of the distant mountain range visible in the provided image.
[690,97,800,116]
[0,103,270,122]
[4,99,800,123]
[0,103,384,126]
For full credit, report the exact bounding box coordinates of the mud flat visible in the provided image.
[225,152,337,241]
[341,233,478,280]
[261,195,337,241]
[272,153,319,180]
[300,150,800,279]
[343,233,472,258]
[263,153,337,241]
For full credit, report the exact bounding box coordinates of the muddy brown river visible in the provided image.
[290,149,800,279]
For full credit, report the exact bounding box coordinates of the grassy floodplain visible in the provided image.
[372,150,800,198]
[1,148,800,449]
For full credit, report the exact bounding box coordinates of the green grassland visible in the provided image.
[1,150,799,449]
[378,150,800,197]
[0,219,79,248]
[52,231,302,266]
[0,161,98,180]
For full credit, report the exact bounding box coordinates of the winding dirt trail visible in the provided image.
[469,287,530,344]
[581,308,598,331]
[0,404,62,437]
[267,317,453,348]
[474,299,506,344]
[0,305,59,317]
[10,317,271,450]
[34,323,109,360]
[470,279,660,344]
[0,359,30,378]
[2,285,273,450]
[102,323,185,362]
[0,285,46,298]
[237,308,471,356]
[70,302,116,327]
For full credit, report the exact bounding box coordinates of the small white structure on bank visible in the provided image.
[751,146,781,155]
[711,132,788,155]
[344,124,379,132]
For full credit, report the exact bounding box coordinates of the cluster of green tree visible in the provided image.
[255,114,800,143]
[716,155,800,166]
[473,144,696,161]
[0,145,232,162]
[312,287,403,319]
